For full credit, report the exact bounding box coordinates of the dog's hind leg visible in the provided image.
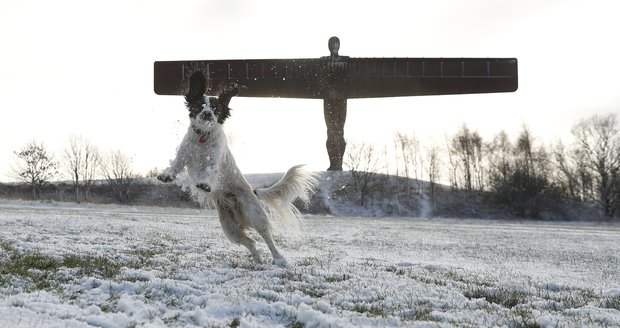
[241,197,287,265]
[256,225,286,266]
[216,200,261,263]
[250,208,286,266]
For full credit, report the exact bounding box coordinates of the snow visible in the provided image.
[0,199,619,327]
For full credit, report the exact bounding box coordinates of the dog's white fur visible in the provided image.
[159,90,317,265]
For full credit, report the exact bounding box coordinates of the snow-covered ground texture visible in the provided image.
[0,200,619,327]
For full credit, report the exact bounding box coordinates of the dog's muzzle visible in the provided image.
[200,111,213,122]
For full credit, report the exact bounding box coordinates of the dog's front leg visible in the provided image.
[158,134,190,183]
[158,162,183,183]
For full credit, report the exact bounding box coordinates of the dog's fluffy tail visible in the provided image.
[254,165,318,235]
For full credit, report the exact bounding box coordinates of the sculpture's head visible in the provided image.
[328,36,340,58]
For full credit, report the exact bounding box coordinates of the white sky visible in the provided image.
[1,0,620,181]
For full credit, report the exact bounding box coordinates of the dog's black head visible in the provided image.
[185,71,238,127]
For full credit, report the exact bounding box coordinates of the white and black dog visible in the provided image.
[158,72,318,265]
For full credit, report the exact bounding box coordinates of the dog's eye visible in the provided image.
[187,102,203,117]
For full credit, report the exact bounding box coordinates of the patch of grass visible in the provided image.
[401,307,433,321]
[229,317,240,328]
[412,266,494,291]
[0,250,65,291]
[296,257,315,267]
[297,285,325,298]
[99,303,115,313]
[288,321,304,328]
[125,275,150,283]
[410,272,449,287]
[464,286,527,308]
[162,313,182,325]
[280,270,304,282]
[385,266,406,275]
[351,303,385,317]
[127,246,164,267]
[0,249,127,291]
[537,286,600,310]
[0,240,14,253]
[62,254,124,279]
[324,273,350,283]
[2,252,60,276]
[509,308,542,328]
[601,295,620,310]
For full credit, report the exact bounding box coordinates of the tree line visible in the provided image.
[343,113,620,219]
[9,135,144,203]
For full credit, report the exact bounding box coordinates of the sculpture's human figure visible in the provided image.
[324,98,346,171]
[324,37,347,171]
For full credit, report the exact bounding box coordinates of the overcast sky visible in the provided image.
[1,0,619,181]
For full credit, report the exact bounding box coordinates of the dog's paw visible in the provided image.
[157,173,174,183]
[196,183,211,192]
[272,257,288,267]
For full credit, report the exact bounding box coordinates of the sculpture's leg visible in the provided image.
[323,98,347,171]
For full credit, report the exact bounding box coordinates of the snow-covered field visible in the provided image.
[0,200,619,327]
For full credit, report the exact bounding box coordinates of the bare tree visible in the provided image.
[571,114,620,217]
[12,140,58,199]
[392,137,403,214]
[380,144,396,203]
[487,126,555,217]
[552,140,593,201]
[572,147,595,201]
[397,132,423,194]
[445,134,460,190]
[449,125,484,191]
[146,167,159,178]
[486,130,513,192]
[344,141,381,206]
[425,145,442,214]
[82,142,101,201]
[63,135,101,203]
[101,150,137,203]
[394,133,409,183]
[515,126,536,178]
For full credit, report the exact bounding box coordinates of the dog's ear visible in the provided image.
[219,85,239,108]
[187,71,207,100]
[214,85,239,124]
[185,71,207,113]
[214,99,232,124]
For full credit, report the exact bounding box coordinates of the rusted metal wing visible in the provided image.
[154,57,517,99]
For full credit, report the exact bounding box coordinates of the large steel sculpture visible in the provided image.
[154,37,518,170]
